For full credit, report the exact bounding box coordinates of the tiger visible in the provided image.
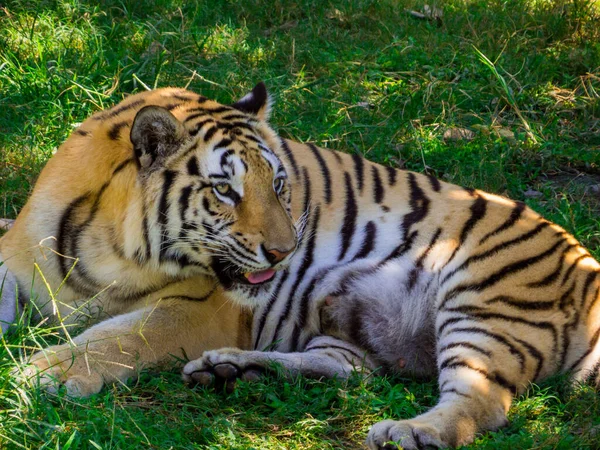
[3,84,600,449]
[175,88,600,448]
[0,83,299,397]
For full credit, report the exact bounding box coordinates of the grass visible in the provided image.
[1,0,600,448]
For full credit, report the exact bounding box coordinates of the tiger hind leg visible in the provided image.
[367,316,537,449]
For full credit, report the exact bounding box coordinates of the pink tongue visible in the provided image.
[246,269,276,284]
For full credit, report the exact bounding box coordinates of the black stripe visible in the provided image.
[208,106,234,114]
[441,222,550,286]
[187,156,200,176]
[160,292,214,302]
[57,194,91,280]
[179,185,193,223]
[580,270,597,310]
[513,336,545,380]
[330,149,343,164]
[559,302,581,370]
[202,197,218,216]
[186,105,233,115]
[371,165,384,203]
[437,316,465,336]
[427,174,441,192]
[294,270,334,351]
[440,389,471,398]
[401,173,430,241]
[281,139,300,178]
[526,242,577,287]
[271,206,321,346]
[339,172,357,260]
[383,230,417,262]
[559,280,577,311]
[242,134,261,144]
[301,167,312,220]
[75,129,89,136]
[215,121,255,132]
[72,185,120,287]
[561,253,591,286]
[59,159,135,285]
[307,143,332,204]
[453,314,558,369]
[253,271,289,349]
[444,191,487,267]
[184,112,208,124]
[439,341,492,357]
[447,307,559,340]
[219,149,234,168]
[353,221,377,260]
[141,200,151,262]
[442,360,517,394]
[203,126,218,142]
[93,99,146,120]
[441,326,526,373]
[587,285,600,315]
[407,228,442,290]
[158,170,176,262]
[189,118,214,136]
[484,295,555,311]
[479,201,526,245]
[173,94,206,103]
[441,239,566,309]
[352,153,365,193]
[567,326,600,372]
[304,344,365,362]
[220,113,250,121]
[386,166,397,186]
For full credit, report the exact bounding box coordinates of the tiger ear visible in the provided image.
[231,82,272,121]
[130,106,189,170]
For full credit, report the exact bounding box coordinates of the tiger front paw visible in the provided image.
[366,419,448,450]
[182,348,264,392]
[16,343,105,398]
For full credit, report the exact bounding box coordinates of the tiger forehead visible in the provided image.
[202,139,279,180]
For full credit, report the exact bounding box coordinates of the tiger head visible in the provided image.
[129,83,298,293]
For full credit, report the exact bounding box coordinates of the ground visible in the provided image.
[1,0,600,448]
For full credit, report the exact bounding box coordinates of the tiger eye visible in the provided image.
[215,183,231,195]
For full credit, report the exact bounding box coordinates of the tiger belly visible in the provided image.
[319,257,438,377]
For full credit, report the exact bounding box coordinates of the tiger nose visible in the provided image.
[262,245,294,265]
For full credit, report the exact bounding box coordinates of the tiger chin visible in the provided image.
[179,91,600,447]
[0,83,298,397]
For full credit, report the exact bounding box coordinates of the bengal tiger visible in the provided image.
[0,83,298,397]
[3,85,599,449]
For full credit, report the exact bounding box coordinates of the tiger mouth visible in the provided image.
[211,258,277,289]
